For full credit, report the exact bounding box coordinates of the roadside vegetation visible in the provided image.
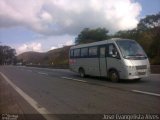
[18,12,160,66]
[17,46,71,68]
[0,45,16,65]
[76,13,160,64]
[0,12,159,66]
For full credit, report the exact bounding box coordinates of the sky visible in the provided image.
[0,0,159,54]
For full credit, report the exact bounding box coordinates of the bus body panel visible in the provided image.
[99,57,107,77]
[86,58,100,76]
[106,57,125,78]
[70,58,100,76]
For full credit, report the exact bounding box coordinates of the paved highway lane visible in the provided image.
[0,66,160,114]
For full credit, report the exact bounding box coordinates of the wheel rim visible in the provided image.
[80,70,84,77]
[80,72,84,77]
[110,71,118,82]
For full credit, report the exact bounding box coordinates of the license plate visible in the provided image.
[138,72,146,75]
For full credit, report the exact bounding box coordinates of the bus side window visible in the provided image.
[89,47,98,57]
[81,48,88,57]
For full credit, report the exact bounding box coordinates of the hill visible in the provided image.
[17,46,71,66]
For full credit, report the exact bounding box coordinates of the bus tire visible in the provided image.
[79,68,85,78]
[135,78,141,81]
[109,70,119,82]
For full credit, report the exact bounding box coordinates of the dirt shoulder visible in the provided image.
[0,75,45,120]
[151,65,160,74]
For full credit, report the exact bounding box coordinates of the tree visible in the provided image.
[114,29,139,40]
[137,12,160,31]
[149,27,160,56]
[0,45,16,65]
[75,28,109,44]
[113,12,160,64]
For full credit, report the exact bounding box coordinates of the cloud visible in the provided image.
[65,40,74,46]
[50,46,57,50]
[0,0,142,35]
[16,34,74,54]
[17,42,42,54]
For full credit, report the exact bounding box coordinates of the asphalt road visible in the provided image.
[0,66,160,116]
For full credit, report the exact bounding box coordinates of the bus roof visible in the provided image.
[71,38,124,49]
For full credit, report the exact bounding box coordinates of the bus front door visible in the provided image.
[99,46,107,77]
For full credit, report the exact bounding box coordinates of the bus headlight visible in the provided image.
[127,66,136,75]
[127,66,135,70]
[148,66,151,74]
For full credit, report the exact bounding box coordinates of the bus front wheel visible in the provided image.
[79,68,85,78]
[109,70,119,82]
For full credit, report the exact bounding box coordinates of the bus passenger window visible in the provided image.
[81,48,88,57]
[89,47,97,57]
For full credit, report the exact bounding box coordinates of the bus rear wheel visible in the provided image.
[79,68,85,78]
[109,70,119,82]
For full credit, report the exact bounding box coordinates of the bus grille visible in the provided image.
[138,72,146,75]
[136,65,147,70]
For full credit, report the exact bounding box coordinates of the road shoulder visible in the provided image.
[0,74,45,120]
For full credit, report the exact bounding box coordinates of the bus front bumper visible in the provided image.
[120,69,150,80]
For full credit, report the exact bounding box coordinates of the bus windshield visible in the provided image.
[116,40,147,59]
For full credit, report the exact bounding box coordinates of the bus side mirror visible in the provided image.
[112,49,117,56]
[112,50,120,59]
[112,53,117,58]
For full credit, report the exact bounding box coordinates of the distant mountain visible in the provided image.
[17,46,71,66]
[17,51,45,64]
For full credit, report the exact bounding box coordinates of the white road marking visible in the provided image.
[38,72,48,76]
[61,76,87,83]
[23,66,70,72]
[0,72,54,120]
[132,90,160,97]
[62,77,160,97]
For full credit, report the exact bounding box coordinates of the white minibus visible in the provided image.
[69,38,150,82]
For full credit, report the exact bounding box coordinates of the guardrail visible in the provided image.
[22,65,160,74]
[151,65,160,74]
[25,64,69,69]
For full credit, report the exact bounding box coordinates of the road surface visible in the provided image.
[0,66,160,119]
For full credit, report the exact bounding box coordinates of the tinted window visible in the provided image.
[81,48,88,57]
[109,44,115,55]
[89,47,97,56]
[74,49,80,57]
[116,40,147,59]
